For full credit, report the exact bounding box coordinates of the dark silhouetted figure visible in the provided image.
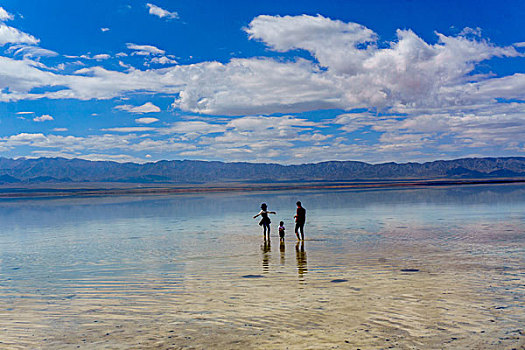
[254,203,276,240]
[278,221,285,241]
[294,201,306,240]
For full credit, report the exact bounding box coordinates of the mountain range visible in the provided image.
[0,157,524,184]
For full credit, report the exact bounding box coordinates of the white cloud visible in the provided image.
[100,27,110,32]
[0,132,191,161]
[135,117,159,124]
[103,127,155,132]
[7,44,58,58]
[160,121,227,136]
[245,14,377,75]
[4,133,47,143]
[171,58,342,115]
[0,13,523,133]
[33,114,54,122]
[28,151,149,163]
[0,7,14,21]
[16,111,34,115]
[459,27,482,37]
[92,54,111,60]
[129,138,193,152]
[148,56,178,65]
[146,3,179,20]
[53,128,68,132]
[333,113,403,133]
[149,115,326,162]
[412,108,524,146]
[127,43,165,55]
[115,102,161,114]
[0,23,39,45]
[1,133,140,152]
[79,153,149,163]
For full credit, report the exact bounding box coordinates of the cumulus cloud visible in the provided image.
[102,127,155,132]
[7,44,58,58]
[0,7,14,21]
[0,14,524,163]
[160,121,227,137]
[1,133,140,152]
[1,15,523,117]
[147,115,327,162]
[0,132,191,162]
[172,58,343,115]
[100,27,110,32]
[115,102,161,114]
[246,14,377,75]
[146,3,178,20]
[126,43,165,56]
[148,56,177,65]
[2,102,523,164]
[0,23,39,45]
[135,117,159,124]
[79,153,150,163]
[374,103,525,152]
[28,151,149,163]
[33,114,54,122]
[92,54,111,60]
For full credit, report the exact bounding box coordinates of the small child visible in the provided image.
[278,221,285,241]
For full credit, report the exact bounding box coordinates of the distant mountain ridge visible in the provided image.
[0,157,524,184]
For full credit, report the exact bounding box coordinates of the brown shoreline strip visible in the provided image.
[0,178,524,199]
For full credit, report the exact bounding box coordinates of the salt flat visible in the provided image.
[0,184,523,349]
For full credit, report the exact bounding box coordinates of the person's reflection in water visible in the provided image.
[280,240,285,265]
[261,240,271,273]
[295,241,307,279]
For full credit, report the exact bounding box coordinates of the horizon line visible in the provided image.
[2,155,525,167]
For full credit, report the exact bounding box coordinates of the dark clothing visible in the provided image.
[295,206,306,240]
[295,207,306,224]
[295,222,304,239]
[259,211,271,227]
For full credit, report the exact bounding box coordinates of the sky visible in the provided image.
[0,0,524,164]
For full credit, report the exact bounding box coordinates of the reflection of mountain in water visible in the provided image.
[0,184,523,231]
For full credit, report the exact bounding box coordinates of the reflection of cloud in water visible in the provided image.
[0,184,524,348]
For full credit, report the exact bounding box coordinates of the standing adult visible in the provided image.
[294,201,306,240]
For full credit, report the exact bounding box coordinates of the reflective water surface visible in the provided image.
[0,184,523,349]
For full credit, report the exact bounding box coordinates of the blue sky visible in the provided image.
[0,0,524,164]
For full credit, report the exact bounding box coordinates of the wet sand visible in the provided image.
[1,237,523,349]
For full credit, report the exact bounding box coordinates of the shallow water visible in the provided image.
[0,184,523,349]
